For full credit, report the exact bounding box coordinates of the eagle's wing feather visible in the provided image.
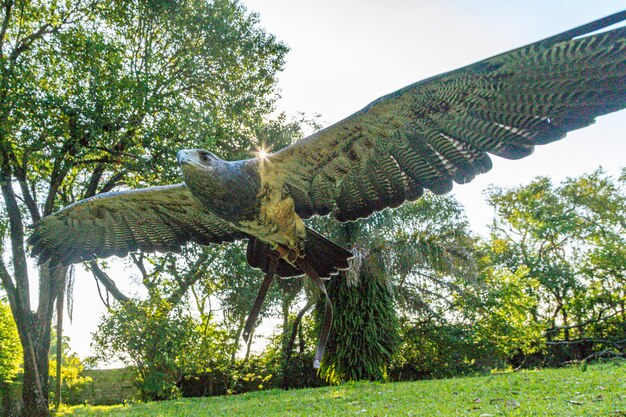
[269,12,626,222]
[28,184,245,266]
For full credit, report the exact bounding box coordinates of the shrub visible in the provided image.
[0,300,21,384]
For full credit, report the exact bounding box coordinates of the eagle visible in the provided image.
[29,12,626,367]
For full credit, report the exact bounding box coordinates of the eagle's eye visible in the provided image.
[201,154,211,162]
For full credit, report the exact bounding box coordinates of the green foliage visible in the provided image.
[262,310,323,389]
[90,299,199,401]
[485,169,626,361]
[91,296,270,401]
[276,314,323,389]
[461,266,545,361]
[1,0,289,412]
[5,0,288,206]
[313,194,476,384]
[392,321,492,379]
[319,270,400,385]
[49,354,92,405]
[180,242,280,342]
[0,299,21,383]
[175,320,318,396]
[48,331,93,404]
[182,317,234,378]
[57,362,626,417]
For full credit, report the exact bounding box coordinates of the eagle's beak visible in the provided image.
[177,150,191,165]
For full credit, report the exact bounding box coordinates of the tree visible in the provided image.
[459,266,545,365]
[319,258,400,385]
[140,242,283,366]
[485,169,626,363]
[0,1,287,414]
[316,194,477,384]
[91,298,202,401]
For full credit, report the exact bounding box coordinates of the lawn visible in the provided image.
[59,361,625,416]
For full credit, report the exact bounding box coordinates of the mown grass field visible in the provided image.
[59,362,625,416]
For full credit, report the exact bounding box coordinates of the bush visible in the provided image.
[90,298,249,401]
[391,321,496,381]
[178,316,325,397]
[0,299,21,384]
[91,299,200,401]
[49,353,92,405]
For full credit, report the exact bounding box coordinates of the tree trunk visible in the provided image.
[285,300,314,362]
[280,292,295,388]
[562,309,570,341]
[18,312,52,417]
[12,265,66,417]
[281,297,290,352]
[55,287,65,409]
[231,318,245,364]
[244,328,254,362]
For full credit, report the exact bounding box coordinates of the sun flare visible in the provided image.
[255,144,272,160]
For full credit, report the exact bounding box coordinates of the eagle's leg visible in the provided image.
[294,255,333,369]
[241,245,299,345]
[242,243,333,369]
[272,243,332,369]
[242,251,280,344]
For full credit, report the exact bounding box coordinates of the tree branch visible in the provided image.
[0,0,13,59]
[17,177,40,222]
[98,170,126,194]
[8,0,81,64]
[0,256,19,315]
[14,154,41,222]
[0,168,30,309]
[84,164,105,198]
[546,338,626,347]
[167,251,210,305]
[43,160,70,217]
[93,146,139,159]
[545,310,620,333]
[9,22,53,61]
[581,348,625,363]
[285,299,315,361]
[130,253,150,284]
[167,275,196,306]
[93,275,110,308]
[87,261,130,304]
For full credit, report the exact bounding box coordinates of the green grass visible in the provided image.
[59,362,625,416]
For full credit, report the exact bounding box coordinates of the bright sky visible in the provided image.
[64,1,626,360]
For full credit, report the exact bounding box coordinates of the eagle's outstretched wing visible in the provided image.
[269,11,626,222]
[28,184,245,266]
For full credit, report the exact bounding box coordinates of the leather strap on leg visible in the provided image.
[296,256,333,369]
[242,253,279,343]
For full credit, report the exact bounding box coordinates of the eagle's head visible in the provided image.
[177,149,220,168]
[177,149,232,198]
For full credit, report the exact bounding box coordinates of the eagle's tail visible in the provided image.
[246,227,352,278]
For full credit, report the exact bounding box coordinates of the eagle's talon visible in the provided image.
[273,245,299,264]
[287,248,299,263]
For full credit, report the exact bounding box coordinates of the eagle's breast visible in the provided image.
[237,159,305,249]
